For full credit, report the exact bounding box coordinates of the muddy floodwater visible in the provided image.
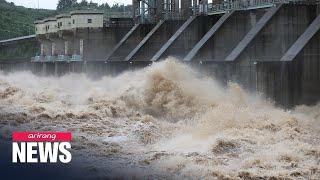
[0,59,319,179]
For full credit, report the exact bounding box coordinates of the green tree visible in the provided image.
[99,2,110,9]
[78,0,88,7]
[57,0,77,11]
[88,1,98,8]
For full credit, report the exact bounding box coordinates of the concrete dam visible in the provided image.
[1,1,320,179]
[0,0,320,108]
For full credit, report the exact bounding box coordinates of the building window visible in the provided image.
[73,19,75,24]
[88,19,92,23]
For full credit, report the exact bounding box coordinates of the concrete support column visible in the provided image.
[64,41,69,55]
[40,44,44,55]
[80,39,84,56]
[51,42,56,56]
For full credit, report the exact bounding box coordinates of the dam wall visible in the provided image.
[0,2,320,108]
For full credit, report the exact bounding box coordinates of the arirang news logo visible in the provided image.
[12,132,72,163]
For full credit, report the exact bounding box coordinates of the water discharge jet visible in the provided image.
[0,58,319,179]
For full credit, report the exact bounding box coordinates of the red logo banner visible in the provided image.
[12,132,72,142]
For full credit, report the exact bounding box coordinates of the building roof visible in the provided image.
[70,10,104,16]
[43,17,57,22]
[35,10,104,25]
[56,14,71,19]
[34,20,45,24]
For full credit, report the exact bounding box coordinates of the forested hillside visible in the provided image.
[0,0,55,40]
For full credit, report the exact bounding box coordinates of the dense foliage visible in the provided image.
[56,0,130,13]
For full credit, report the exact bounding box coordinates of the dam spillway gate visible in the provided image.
[0,1,320,108]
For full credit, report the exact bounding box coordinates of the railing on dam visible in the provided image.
[206,0,309,14]
[135,0,310,22]
[31,55,83,63]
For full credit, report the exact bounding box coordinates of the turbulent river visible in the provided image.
[0,59,319,179]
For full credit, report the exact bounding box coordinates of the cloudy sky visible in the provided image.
[6,0,131,9]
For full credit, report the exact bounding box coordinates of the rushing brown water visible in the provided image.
[0,59,319,179]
